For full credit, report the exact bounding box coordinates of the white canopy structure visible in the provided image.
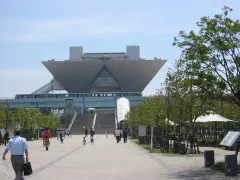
[116,97,130,122]
[195,113,238,123]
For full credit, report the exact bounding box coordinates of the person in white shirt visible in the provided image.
[2,130,29,180]
[120,129,123,141]
[115,129,121,143]
[105,129,108,138]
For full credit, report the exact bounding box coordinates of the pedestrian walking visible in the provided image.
[57,130,59,140]
[90,129,95,145]
[112,128,116,139]
[90,135,94,145]
[59,132,64,144]
[40,129,44,146]
[105,129,108,138]
[83,137,86,145]
[64,129,67,138]
[67,129,70,137]
[4,129,10,146]
[85,128,88,137]
[90,129,95,137]
[115,129,120,143]
[2,130,29,180]
[120,129,123,141]
[0,131,3,146]
[43,128,51,151]
[123,129,128,143]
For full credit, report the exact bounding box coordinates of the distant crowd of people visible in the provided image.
[0,128,10,146]
[84,128,95,145]
[1,126,129,179]
[83,127,128,145]
[112,128,128,143]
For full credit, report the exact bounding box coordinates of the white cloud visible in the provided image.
[0,15,173,42]
[0,16,136,42]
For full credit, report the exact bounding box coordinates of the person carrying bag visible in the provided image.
[23,161,33,176]
[2,130,30,180]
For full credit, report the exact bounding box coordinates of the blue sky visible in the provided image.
[0,0,239,97]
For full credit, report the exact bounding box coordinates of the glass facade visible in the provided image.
[92,77,119,86]
[92,66,120,88]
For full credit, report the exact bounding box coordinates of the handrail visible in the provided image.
[92,113,97,130]
[31,80,53,94]
[68,112,77,131]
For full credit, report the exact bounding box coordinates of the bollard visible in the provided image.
[179,142,186,155]
[204,150,214,167]
[138,136,145,144]
[173,141,180,153]
[163,139,169,151]
[225,155,237,176]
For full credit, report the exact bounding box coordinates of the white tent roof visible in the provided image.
[195,113,238,123]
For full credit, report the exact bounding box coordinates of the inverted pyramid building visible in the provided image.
[34,46,166,94]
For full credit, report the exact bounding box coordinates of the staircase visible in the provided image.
[70,113,94,135]
[94,113,115,134]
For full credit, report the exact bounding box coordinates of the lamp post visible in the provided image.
[151,126,153,151]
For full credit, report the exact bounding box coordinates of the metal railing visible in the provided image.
[31,80,53,94]
[92,113,97,130]
[68,112,77,131]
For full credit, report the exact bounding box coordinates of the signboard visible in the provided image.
[220,131,240,147]
[138,125,146,136]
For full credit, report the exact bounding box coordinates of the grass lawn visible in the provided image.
[213,161,240,175]
[143,147,175,154]
[131,139,202,155]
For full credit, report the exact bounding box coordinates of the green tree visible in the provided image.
[165,60,214,153]
[0,105,7,128]
[173,6,240,106]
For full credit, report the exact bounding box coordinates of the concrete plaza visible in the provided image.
[0,135,239,180]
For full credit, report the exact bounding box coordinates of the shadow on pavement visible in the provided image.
[168,169,239,180]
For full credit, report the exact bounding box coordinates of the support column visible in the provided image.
[65,99,74,128]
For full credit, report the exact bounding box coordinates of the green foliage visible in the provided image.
[0,106,60,130]
[0,105,7,128]
[124,96,166,128]
[164,62,212,138]
[173,6,240,107]
[120,7,240,141]
[60,116,65,124]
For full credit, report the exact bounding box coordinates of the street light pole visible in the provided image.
[151,126,153,150]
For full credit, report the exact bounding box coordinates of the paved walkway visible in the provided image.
[0,135,239,180]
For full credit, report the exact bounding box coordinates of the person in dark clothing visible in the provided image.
[59,132,64,144]
[119,129,123,141]
[85,128,88,137]
[235,138,240,156]
[83,137,86,145]
[90,129,95,136]
[90,129,95,145]
[123,129,128,143]
[4,129,10,146]
[0,131,2,145]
